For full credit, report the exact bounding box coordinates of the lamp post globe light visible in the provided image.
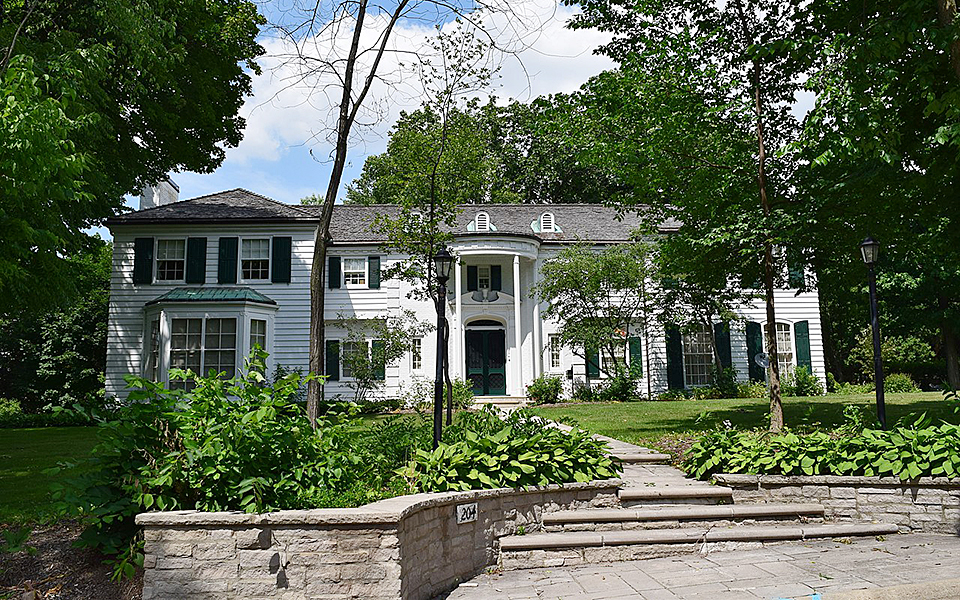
[860,237,886,430]
[432,246,454,449]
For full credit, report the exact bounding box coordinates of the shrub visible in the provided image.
[0,398,96,428]
[710,366,739,399]
[401,376,474,412]
[885,372,920,394]
[683,420,960,481]
[736,380,766,398]
[401,416,622,492]
[656,389,692,401]
[781,365,824,397]
[526,375,564,405]
[834,381,875,395]
[596,373,643,402]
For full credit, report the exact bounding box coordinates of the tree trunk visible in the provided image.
[941,295,960,388]
[306,0,370,427]
[937,0,960,80]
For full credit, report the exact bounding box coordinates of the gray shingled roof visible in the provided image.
[108,188,679,243]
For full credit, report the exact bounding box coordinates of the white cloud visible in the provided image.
[177,0,613,203]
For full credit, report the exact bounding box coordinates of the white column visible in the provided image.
[513,255,522,396]
[531,259,541,378]
[455,256,463,379]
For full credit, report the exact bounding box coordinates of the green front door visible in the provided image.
[465,329,507,396]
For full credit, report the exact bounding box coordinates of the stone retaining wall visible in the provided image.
[715,473,960,534]
[135,480,620,600]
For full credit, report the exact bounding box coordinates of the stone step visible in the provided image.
[543,503,825,527]
[618,486,734,506]
[611,452,672,464]
[472,396,526,408]
[500,522,899,552]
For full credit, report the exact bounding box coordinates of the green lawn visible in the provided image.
[532,392,954,447]
[0,427,99,523]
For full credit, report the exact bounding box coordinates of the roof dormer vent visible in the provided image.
[540,212,556,233]
[475,211,490,232]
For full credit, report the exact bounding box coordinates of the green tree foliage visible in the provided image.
[0,0,264,311]
[0,239,111,411]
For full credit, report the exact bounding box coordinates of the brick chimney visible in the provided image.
[139,178,180,210]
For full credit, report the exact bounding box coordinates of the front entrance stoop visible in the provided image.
[497,431,900,571]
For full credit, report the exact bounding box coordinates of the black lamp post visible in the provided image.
[860,237,886,430]
[432,246,454,449]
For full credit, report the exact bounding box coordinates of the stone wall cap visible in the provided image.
[135,479,622,527]
[714,473,960,488]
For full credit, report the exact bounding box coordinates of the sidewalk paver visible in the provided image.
[442,534,960,600]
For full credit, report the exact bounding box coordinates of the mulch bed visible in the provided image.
[0,521,141,600]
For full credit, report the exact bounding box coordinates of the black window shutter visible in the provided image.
[586,347,601,378]
[746,321,764,381]
[133,237,154,284]
[666,328,684,390]
[628,336,643,377]
[491,265,502,291]
[328,256,341,289]
[714,322,732,369]
[368,256,381,289]
[325,340,340,381]
[185,238,206,284]
[372,339,385,380]
[794,320,812,370]
[271,237,292,283]
[217,237,238,284]
[467,265,478,291]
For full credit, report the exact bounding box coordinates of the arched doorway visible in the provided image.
[465,319,506,396]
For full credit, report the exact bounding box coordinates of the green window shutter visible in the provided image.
[271,237,292,283]
[628,337,643,377]
[372,340,385,380]
[786,249,804,289]
[185,237,206,284]
[217,237,238,284]
[467,265,478,291]
[586,347,600,378]
[666,328,684,390]
[491,265,502,291]
[794,320,812,371]
[714,322,732,369]
[328,256,341,289]
[133,237,154,284]
[746,321,764,381]
[368,256,381,289]
[325,340,340,381]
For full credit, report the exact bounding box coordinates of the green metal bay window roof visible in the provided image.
[146,287,277,306]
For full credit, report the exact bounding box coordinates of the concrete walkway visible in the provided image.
[444,533,960,599]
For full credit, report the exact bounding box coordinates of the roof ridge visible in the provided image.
[231,188,315,216]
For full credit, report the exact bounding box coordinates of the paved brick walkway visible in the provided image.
[443,534,960,599]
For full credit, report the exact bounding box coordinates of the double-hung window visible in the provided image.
[776,323,794,376]
[145,319,160,381]
[250,319,267,351]
[343,258,367,286]
[682,326,714,387]
[477,266,492,290]
[548,335,562,370]
[241,238,270,280]
[603,343,627,374]
[341,341,368,379]
[156,239,186,281]
[168,317,237,390]
[411,338,422,371]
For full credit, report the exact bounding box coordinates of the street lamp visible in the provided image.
[432,246,454,449]
[860,237,886,430]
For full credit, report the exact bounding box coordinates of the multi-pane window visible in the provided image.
[168,317,237,390]
[170,318,202,390]
[343,258,367,286]
[682,326,714,387]
[549,335,562,370]
[341,341,368,379]
[478,266,491,289]
[146,319,160,381]
[156,239,186,281]
[411,338,422,371]
[204,318,237,379]
[604,343,627,374]
[250,319,267,352]
[776,322,794,376]
[241,238,270,280]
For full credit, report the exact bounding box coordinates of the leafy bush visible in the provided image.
[885,372,920,394]
[0,398,96,428]
[849,332,935,382]
[400,376,474,412]
[781,366,824,397]
[736,380,767,398]
[571,374,642,402]
[402,415,621,491]
[526,374,564,405]
[656,389,692,401]
[833,381,875,395]
[683,419,960,481]
[710,366,739,399]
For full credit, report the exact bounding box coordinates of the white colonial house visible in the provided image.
[104,184,826,403]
